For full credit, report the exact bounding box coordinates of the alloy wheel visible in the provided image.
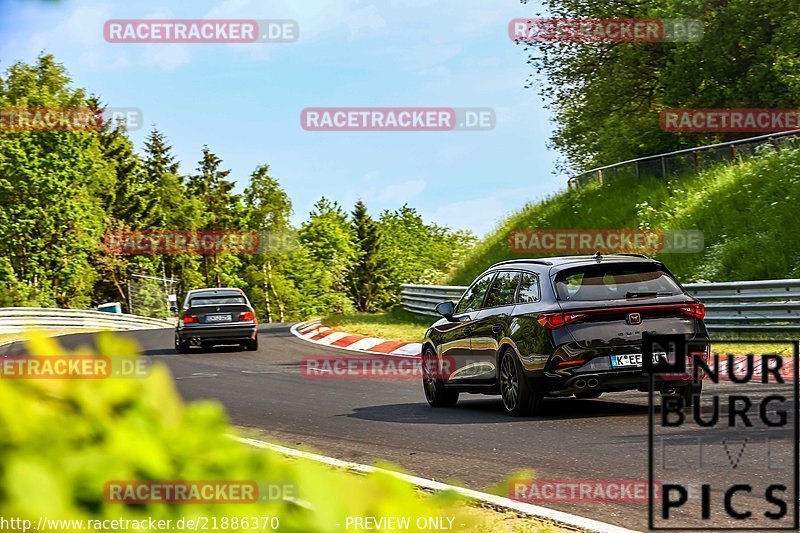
[500,353,519,411]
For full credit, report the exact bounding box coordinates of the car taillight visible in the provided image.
[537,312,585,330]
[679,302,705,320]
[239,311,256,322]
[182,315,198,324]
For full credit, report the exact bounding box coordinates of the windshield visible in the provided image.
[555,264,682,301]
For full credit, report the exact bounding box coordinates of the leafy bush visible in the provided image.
[0,333,474,532]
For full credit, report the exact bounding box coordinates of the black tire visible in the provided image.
[499,348,543,416]
[245,337,258,351]
[574,390,603,399]
[175,334,190,354]
[421,347,459,407]
[662,381,702,409]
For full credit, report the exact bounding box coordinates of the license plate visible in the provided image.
[205,314,232,323]
[610,352,665,368]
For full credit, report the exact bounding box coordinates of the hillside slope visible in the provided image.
[446,147,800,285]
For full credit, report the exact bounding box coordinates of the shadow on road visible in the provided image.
[346,396,650,424]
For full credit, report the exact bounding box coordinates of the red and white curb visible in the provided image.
[234,435,641,533]
[291,320,422,358]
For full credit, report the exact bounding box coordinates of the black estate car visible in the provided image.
[421,254,709,416]
[173,288,258,353]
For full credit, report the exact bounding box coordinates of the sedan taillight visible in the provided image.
[182,314,198,325]
[239,311,256,322]
[537,312,585,330]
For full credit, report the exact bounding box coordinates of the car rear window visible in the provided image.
[190,296,246,306]
[554,264,682,301]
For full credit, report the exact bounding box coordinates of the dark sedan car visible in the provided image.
[421,254,709,416]
[173,288,258,353]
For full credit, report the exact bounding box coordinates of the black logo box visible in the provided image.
[644,335,799,531]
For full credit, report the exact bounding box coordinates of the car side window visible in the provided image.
[517,273,540,303]
[483,271,520,308]
[455,273,495,314]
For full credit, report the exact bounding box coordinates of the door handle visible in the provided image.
[492,324,503,334]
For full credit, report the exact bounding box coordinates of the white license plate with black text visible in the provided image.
[205,314,232,323]
[610,352,666,368]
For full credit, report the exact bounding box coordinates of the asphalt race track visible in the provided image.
[3,324,796,531]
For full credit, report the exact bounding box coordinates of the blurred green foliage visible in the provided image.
[0,333,476,532]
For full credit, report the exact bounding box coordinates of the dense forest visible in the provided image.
[0,55,475,320]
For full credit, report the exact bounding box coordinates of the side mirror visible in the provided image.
[435,300,455,319]
[169,306,178,314]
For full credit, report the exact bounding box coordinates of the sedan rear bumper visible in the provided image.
[177,323,257,342]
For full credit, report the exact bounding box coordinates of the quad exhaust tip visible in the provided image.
[189,337,202,346]
[587,378,599,388]
[574,379,587,389]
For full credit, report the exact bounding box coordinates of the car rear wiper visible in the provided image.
[625,291,674,298]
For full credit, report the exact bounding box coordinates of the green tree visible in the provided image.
[140,129,203,300]
[349,200,390,312]
[242,165,296,322]
[299,197,356,313]
[523,0,800,171]
[188,147,242,286]
[379,205,476,299]
[0,54,108,307]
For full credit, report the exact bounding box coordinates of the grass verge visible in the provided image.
[444,146,800,285]
[321,308,432,342]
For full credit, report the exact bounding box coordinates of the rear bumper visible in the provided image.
[177,323,257,342]
[544,370,693,394]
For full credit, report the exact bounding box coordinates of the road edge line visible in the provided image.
[233,435,642,533]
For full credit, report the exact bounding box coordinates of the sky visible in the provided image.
[0,0,563,237]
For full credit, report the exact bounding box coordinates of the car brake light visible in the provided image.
[537,312,585,329]
[679,303,705,320]
[239,311,256,322]
[182,315,198,324]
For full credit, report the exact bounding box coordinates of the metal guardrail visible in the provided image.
[401,279,800,333]
[0,307,175,334]
[568,129,800,189]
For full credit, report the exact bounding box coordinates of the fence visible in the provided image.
[568,129,800,189]
[401,279,800,334]
[0,307,174,334]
